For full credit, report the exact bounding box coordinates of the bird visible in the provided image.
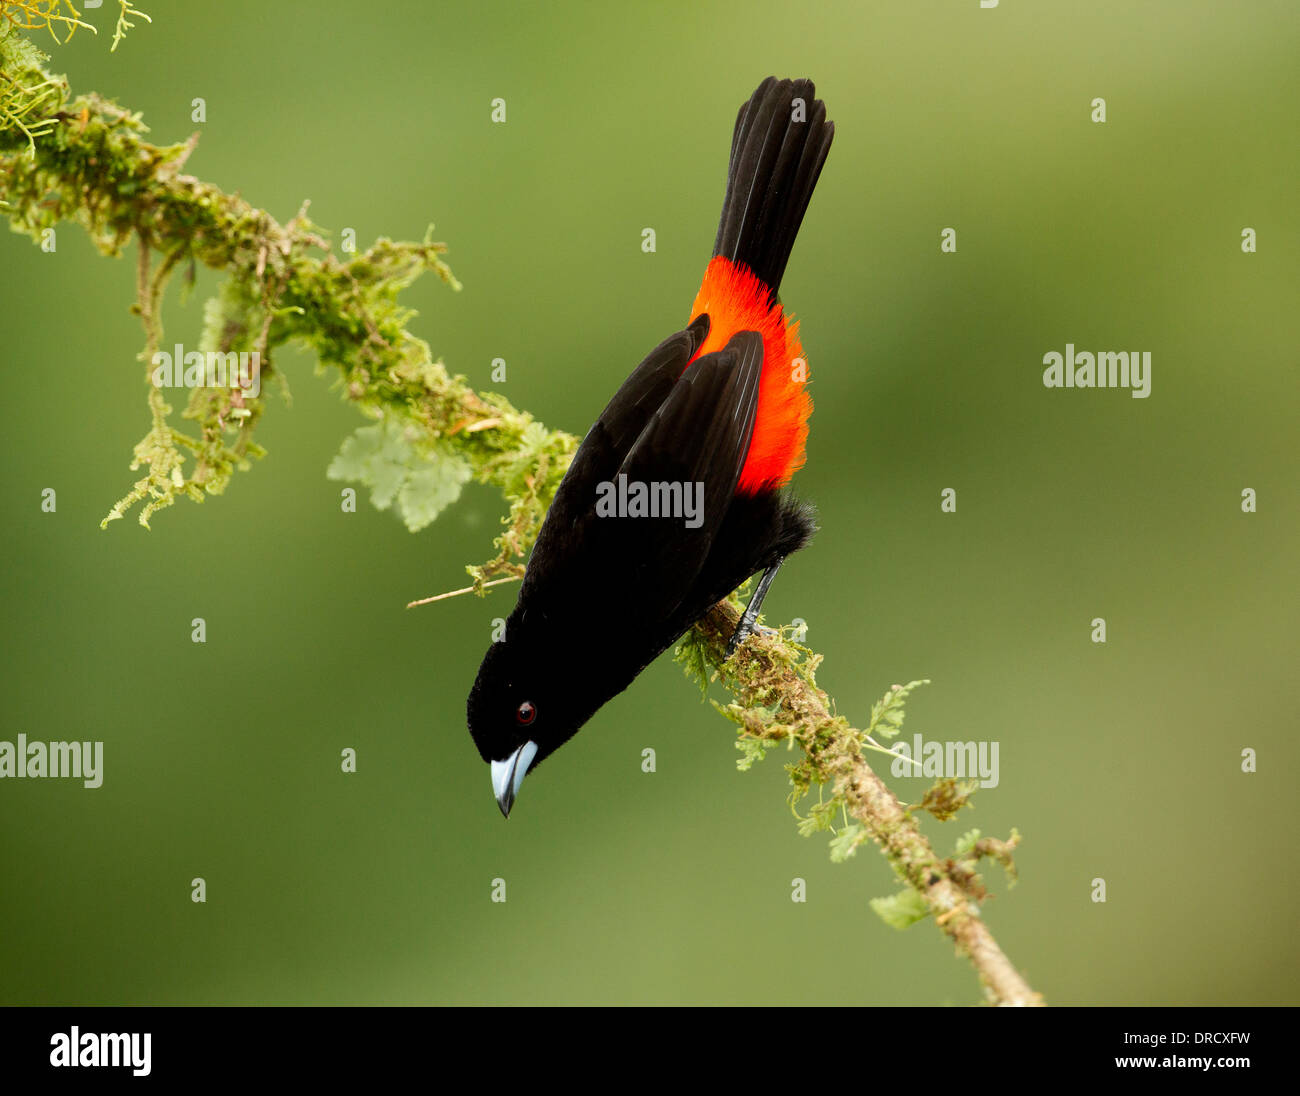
[468,76,834,817]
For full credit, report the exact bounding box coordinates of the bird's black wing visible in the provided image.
[607,329,764,622]
[517,327,762,637]
[519,314,709,601]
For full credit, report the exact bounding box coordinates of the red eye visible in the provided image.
[515,701,536,726]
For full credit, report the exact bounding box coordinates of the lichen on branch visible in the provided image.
[686,604,1039,1005]
[0,21,574,570]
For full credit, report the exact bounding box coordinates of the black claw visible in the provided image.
[725,558,785,658]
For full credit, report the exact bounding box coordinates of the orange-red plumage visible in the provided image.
[688,256,810,495]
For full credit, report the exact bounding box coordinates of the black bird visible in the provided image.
[468,77,834,816]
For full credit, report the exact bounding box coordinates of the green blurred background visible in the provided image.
[2,0,1297,1005]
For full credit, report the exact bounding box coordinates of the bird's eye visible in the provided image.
[515,700,537,725]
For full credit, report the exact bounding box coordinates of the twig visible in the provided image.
[406,575,520,608]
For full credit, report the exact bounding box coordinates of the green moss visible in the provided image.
[1,23,574,572]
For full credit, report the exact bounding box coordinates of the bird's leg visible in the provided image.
[726,558,784,658]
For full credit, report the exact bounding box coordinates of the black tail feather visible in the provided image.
[711,77,834,301]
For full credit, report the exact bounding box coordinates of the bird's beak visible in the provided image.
[490,740,538,818]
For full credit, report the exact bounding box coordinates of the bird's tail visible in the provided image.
[711,77,834,301]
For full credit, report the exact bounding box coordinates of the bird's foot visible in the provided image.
[724,560,785,658]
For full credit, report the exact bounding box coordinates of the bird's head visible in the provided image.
[467,629,597,818]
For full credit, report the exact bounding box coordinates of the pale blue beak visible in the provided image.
[490,740,538,818]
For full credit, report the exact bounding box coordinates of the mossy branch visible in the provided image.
[686,609,1039,1005]
[1,20,573,566]
[1,19,1040,1005]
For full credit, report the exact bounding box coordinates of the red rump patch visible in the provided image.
[687,256,811,494]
